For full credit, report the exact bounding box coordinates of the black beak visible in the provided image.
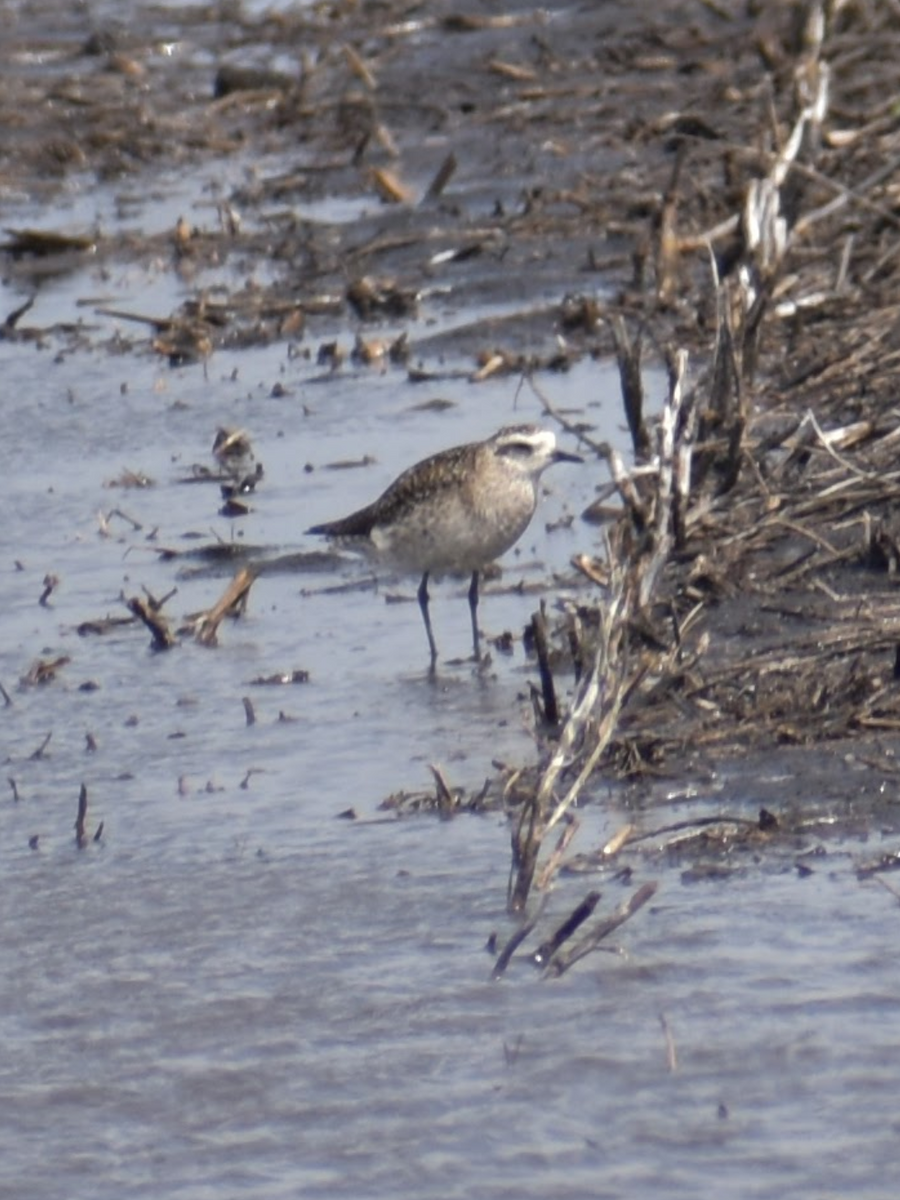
[553,448,583,464]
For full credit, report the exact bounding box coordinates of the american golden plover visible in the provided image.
[306,424,582,668]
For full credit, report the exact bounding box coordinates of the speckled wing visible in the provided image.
[307,443,477,539]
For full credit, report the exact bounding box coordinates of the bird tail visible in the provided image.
[306,506,377,538]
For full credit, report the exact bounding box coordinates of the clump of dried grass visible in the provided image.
[491,0,900,966]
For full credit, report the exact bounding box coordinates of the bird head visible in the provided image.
[491,425,583,477]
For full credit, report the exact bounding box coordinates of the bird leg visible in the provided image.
[468,570,481,661]
[417,571,438,670]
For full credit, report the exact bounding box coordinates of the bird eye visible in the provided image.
[498,441,534,458]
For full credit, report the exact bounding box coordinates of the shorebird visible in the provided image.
[306,424,582,668]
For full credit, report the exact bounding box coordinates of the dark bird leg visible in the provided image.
[417,571,438,670]
[468,570,481,661]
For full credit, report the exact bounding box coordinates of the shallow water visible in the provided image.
[4,278,899,1200]
[4,6,900,1196]
[3,801,898,1200]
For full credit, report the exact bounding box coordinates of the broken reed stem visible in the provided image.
[531,890,601,968]
[671,347,697,550]
[428,763,457,818]
[541,881,658,978]
[545,581,629,834]
[508,788,546,914]
[607,448,648,531]
[195,566,257,645]
[530,606,559,726]
[127,595,176,650]
[640,348,690,608]
[705,244,741,431]
[656,140,685,306]
[39,574,59,607]
[612,316,651,461]
[29,731,52,760]
[492,894,548,980]
[424,151,457,200]
[508,354,693,912]
[508,550,631,914]
[660,1012,678,1072]
[534,816,579,893]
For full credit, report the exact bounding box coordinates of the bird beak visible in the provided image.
[553,448,583,464]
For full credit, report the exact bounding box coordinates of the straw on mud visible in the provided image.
[369,167,413,205]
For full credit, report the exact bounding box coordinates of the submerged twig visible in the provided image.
[127,595,176,650]
[193,566,257,645]
[542,881,658,977]
[659,1012,678,1072]
[428,763,457,818]
[492,895,549,980]
[29,732,52,760]
[531,890,601,968]
[38,574,59,607]
[75,783,88,848]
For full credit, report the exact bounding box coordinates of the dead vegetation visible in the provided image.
[374,0,900,967]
